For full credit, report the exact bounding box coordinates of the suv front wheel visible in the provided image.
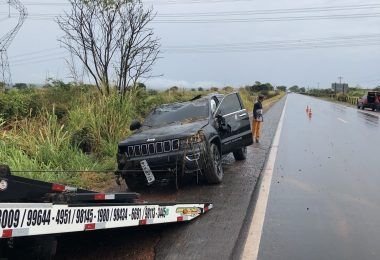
[205,143,223,184]
[124,174,146,191]
[233,146,247,161]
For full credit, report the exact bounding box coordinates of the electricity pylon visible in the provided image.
[0,0,27,87]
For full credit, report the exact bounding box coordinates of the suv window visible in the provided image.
[143,98,209,127]
[217,94,242,116]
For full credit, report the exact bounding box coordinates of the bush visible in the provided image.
[70,127,96,154]
[0,89,42,120]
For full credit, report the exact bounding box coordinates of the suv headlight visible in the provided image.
[180,132,206,150]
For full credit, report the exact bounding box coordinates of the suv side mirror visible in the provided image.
[130,120,142,131]
[215,113,231,133]
[215,113,225,124]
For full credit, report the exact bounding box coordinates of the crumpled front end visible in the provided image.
[116,131,210,184]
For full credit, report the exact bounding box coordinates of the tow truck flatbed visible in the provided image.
[0,165,212,257]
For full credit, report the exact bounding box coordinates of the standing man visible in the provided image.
[252,94,264,143]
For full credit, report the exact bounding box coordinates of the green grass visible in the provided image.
[0,86,282,190]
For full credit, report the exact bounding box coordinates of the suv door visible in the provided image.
[215,93,253,154]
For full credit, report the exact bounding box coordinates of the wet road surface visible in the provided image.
[52,98,287,259]
[257,94,380,260]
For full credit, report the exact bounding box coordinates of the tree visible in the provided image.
[210,87,219,92]
[169,86,179,92]
[135,82,147,90]
[299,87,306,93]
[277,86,287,92]
[57,0,160,97]
[246,82,274,93]
[223,86,234,92]
[198,87,204,91]
[13,83,28,90]
[289,85,300,92]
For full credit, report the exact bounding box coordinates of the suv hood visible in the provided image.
[119,120,209,145]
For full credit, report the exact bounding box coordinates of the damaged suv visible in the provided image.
[116,92,253,190]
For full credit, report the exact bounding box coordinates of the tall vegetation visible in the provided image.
[0,85,205,187]
[0,84,282,189]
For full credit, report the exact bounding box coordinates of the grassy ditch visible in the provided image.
[0,86,283,190]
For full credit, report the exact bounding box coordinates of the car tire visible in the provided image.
[204,143,223,184]
[124,175,145,191]
[233,146,247,161]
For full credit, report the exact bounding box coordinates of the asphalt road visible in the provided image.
[256,94,380,260]
[50,98,287,260]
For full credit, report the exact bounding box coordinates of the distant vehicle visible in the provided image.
[116,92,253,190]
[357,91,380,111]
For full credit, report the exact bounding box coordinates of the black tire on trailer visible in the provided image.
[204,143,223,184]
[233,146,247,161]
[124,174,146,191]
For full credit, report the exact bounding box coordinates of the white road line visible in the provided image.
[337,118,348,124]
[241,98,288,260]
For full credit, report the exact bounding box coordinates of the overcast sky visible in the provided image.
[1,0,379,89]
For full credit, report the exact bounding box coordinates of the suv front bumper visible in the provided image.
[117,148,207,181]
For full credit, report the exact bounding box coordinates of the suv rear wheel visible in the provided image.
[124,174,146,191]
[233,146,247,161]
[205,143,223,184]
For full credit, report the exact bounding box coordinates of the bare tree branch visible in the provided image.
[57,0,159,98]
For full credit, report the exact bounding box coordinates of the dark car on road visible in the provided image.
[116,92,253,190]
[357,91,380,111]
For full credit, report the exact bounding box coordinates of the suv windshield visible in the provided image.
[143,99,209,127]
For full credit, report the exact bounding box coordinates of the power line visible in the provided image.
[10,51,67,63]
[153,13,380,23]
[11,55,66,66]
[21,13,380,23]
[162,40,380,53]
[3,3,380,22]
[4,3,380,17]
[5,0,256,6]
[157,4,380,17]
[7,34,380,64]
[164,34,380,48]
[8,47,63,59]
[162,44,380,54]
